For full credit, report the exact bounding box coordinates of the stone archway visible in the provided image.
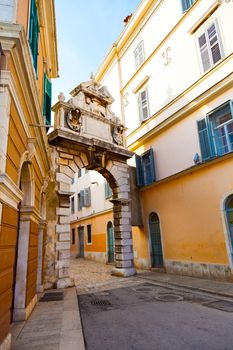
[48,78,136,288]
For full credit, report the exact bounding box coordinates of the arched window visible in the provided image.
[225,195,233,260]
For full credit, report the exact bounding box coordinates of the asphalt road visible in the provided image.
[79,282,233,350]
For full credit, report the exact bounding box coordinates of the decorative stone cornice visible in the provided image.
[0,172,23,209]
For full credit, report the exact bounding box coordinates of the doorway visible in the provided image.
[149,212,163,268]
[78,226,85,258]
[107,221,114,263]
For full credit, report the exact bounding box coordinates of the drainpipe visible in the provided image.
[114,43,126,127]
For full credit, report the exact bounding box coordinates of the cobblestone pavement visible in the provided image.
[70,258,143,294]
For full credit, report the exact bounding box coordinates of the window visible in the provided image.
[71,197,75,214]
[87,224,92,244]
[197,20,224,73]
[43,74,52,126]
[138,88,150,122]
[197,101,233,160]
[78,190,84,211]
[78,168,82,178]
[29,0,39,72]
[84,187,91,207]
[134,41,145,71]
[181,0,195,12]
[136,148,156,187]
[72,228,75,244]
[105,181,112,199]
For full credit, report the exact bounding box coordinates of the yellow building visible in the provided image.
[0,1,58,348]
[71,0,233,282]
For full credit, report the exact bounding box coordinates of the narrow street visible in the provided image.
[72,259,233,350]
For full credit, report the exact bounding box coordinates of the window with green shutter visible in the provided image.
[43,74,52,126]
[29,0,39,72]
[136,148,156,187]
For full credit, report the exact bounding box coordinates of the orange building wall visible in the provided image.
[0,205,18,343]
[140,157,233,266]
[17,0,30,31]
[71,211,113,257]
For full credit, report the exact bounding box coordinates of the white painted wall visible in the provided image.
[70,170,113,221]
[97,0,233,180]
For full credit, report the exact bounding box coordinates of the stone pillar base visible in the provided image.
[13,294,37,321]
[112,267,136,277]
[0,333,11,350]
[56,277,74,289]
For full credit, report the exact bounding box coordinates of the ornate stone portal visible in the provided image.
[47,78,136,288]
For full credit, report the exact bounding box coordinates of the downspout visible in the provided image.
[114,44,128,148]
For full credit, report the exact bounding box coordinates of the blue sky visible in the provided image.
[53,0,141,104]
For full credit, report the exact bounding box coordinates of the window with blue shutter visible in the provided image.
[43,74,52,126]
[136,148,156,187]
[197,119,213,161]
[105,181,112,199]
[197,101,233,161]
[181,0,195,12]
[29,0,39,72]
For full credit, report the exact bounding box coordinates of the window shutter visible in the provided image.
[136,155,144,187]
[198,33,211,72]
[84,187,91,207]
[181,0,194,12]
[207,22,222,65]
[80,190,84,208]
[43,74,52,126]
[148,148,156,183]
[197,119,213,160]
[29,0,39,72]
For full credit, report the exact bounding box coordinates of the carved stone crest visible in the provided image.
[113,123,124,145]
[66,108,82,132]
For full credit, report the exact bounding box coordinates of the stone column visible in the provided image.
[55,194,74,289]
[107,160,136,277]
[112,199,135,276]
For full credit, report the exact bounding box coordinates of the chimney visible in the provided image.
[124,14,132,26]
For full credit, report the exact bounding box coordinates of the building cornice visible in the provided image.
[127,60,233,151]
[95,0,201,82]
[0,172,23,209]
[140,151,233,192]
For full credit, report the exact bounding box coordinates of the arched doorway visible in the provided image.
[225,195,233,263]
[149,212,163,268]
[107,221,114,263]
